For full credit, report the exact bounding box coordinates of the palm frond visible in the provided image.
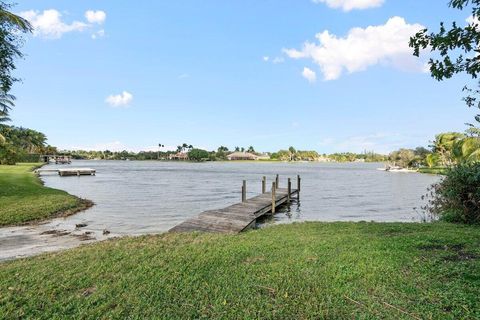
[0,9,32,32]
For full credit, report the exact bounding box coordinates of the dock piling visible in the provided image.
[297,175,301,200]
[287,178,291,203]
[242,180,246,202]
[262,176,266,194]
[275,174,279,189]
[271,182,276,213]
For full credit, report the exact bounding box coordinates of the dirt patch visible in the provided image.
[443,251,478,262]
[74,233,96,241]
[40,230,70,237]
[81,286,97,297]
[417,243,465,251]
[417,242,477,262]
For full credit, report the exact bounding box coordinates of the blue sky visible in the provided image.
[9,0,478,153]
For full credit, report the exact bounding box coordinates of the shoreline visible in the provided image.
[0,163,101,261]
[0,163,94,228]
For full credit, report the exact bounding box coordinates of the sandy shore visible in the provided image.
[0,219,113,262]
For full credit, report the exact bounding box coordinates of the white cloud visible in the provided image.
[20,9,107,39]
[302,67,317,83]
[272,57,285,64]
[91,29,105,39]
[85,10,106,24]
[20,9,88,39]
[105,91,133,107]
[312,0,384,11]
[284,17,425,80]
[263,56,270,61]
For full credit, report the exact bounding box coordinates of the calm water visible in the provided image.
[39,160,439,236]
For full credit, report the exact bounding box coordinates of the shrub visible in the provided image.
[187,148,209,161]
[0,143,23,165]
[423,162,480,224]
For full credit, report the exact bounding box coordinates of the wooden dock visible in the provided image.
[35,168,96,176]
[170,175,300,233]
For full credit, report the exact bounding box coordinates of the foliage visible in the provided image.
[177,143,193,153]
[327,152,387,163]
[1,222,480,318]
[410,0,480,128]
[432,132,466,166]
[424,162,480,224]
[187,148,209,161]
[389,149,416,168]
[418,167,447,175]
[425,153,440,168]
[0,125,49,164]
[0,163,90,226]
[0,1,32,115]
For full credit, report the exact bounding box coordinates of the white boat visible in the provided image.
[377,164,417,173]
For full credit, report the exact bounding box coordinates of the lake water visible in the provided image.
[40,160,440,236]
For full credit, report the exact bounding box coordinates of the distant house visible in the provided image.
[227,152,258,161]
[169,152,188,160]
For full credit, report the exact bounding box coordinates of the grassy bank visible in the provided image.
[1,222,479,319]
[418,167,447,175]
[0,163,91,226]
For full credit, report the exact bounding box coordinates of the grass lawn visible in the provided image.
[0,163,91,226]
[0,222,479,319]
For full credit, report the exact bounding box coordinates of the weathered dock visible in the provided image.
[170,175,300,233]
[35,168,96,176]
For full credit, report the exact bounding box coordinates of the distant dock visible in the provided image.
[35,168,96,176]
[170,175,300,233]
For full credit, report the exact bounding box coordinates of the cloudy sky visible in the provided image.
[10,0,477,153]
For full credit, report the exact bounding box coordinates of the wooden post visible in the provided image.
[297,175,301,200]
[262,176,266,194]
[275,174,279,189]
[271,182,276,213]
[242,180,246,202]
[287,178,291,203]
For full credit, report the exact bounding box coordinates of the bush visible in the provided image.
[0,144,22,165]
[17,153,41,163]
[187,148,209,161]
[424,162,480,224]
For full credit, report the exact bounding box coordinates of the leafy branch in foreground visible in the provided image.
[409,0,480,129]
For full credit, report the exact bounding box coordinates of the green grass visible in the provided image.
[0,163,91,226]
[418,167,447,175]
[1,222,479,319]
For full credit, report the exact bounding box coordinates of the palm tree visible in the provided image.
[0,110,10,144]
[0,93,15,113]
[0,7,32,33]
[453,137,480,163]
[433,133,466,166]
[0,110,10,123]
[158,143,164,160]
[0,4,32,118]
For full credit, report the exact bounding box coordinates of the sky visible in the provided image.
[8,0,480,154]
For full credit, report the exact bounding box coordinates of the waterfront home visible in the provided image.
[227,151,258,161]
[169,152,189,160]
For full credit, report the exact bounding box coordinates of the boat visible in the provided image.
[377,163,418,173]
